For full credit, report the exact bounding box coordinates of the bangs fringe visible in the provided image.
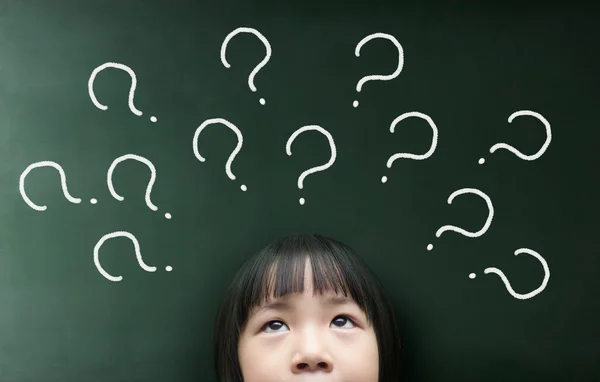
[243,236,371,322]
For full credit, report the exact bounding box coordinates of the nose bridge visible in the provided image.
[299,322,325,351]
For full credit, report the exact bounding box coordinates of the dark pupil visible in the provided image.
[268,321,283,330]
[333,316,347,326]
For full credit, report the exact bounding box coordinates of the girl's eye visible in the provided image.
[331,315,356,329]
[263,320,287,333]
[261,315,356,333]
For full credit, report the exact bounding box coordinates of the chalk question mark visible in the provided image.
[427,188,494,251]
[19,161,82,211]
[469,248,550,300]
[479,110,551,164]
[286,125,337,205]
[93,230,172,282]
[353,33,404,108]
[88,62,157,123]
[107,154,172,219]
[221,27,272,105]
[193,118,247,191]
[381,111,439,184]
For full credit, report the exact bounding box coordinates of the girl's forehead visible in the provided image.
[252,288,353,316]
[260,285,349,309]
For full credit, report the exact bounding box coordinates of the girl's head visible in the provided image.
[213,234,402,382]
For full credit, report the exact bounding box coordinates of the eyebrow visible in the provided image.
[253,295,353,316]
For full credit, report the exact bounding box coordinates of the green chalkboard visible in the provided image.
[1,1,598,381]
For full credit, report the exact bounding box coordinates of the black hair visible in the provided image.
[213,233,402,381]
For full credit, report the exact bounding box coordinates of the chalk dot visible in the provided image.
[90,198,97,204]
[259,98,266,105]
[469,273,476,279]
[241,184,247,191]
[165,212,172,219]
[381,176,388,183]
[478,158,485,164]
[150,116,157,122]
[427,244,433,251]
[353,100,359,108]
[299,197,305,205]
[165,266,173,272]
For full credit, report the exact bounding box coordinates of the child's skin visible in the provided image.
[237,257,380,382]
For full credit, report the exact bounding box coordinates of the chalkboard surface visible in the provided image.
[1,1,598,381]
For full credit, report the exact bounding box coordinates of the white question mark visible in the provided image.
[479,110,551,164]
[353,32,404,108]
[93,230,172,282]
[88,62,157,123]
[107,154,172,219]
[469,248,550,300]
[193,118,246,191]
[19,161,82,211]
[286,125,337,205]
[381,111,439,184]
[427,188,494,251]
[221,27,272,106]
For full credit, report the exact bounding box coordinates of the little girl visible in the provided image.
[213,233,402,382]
